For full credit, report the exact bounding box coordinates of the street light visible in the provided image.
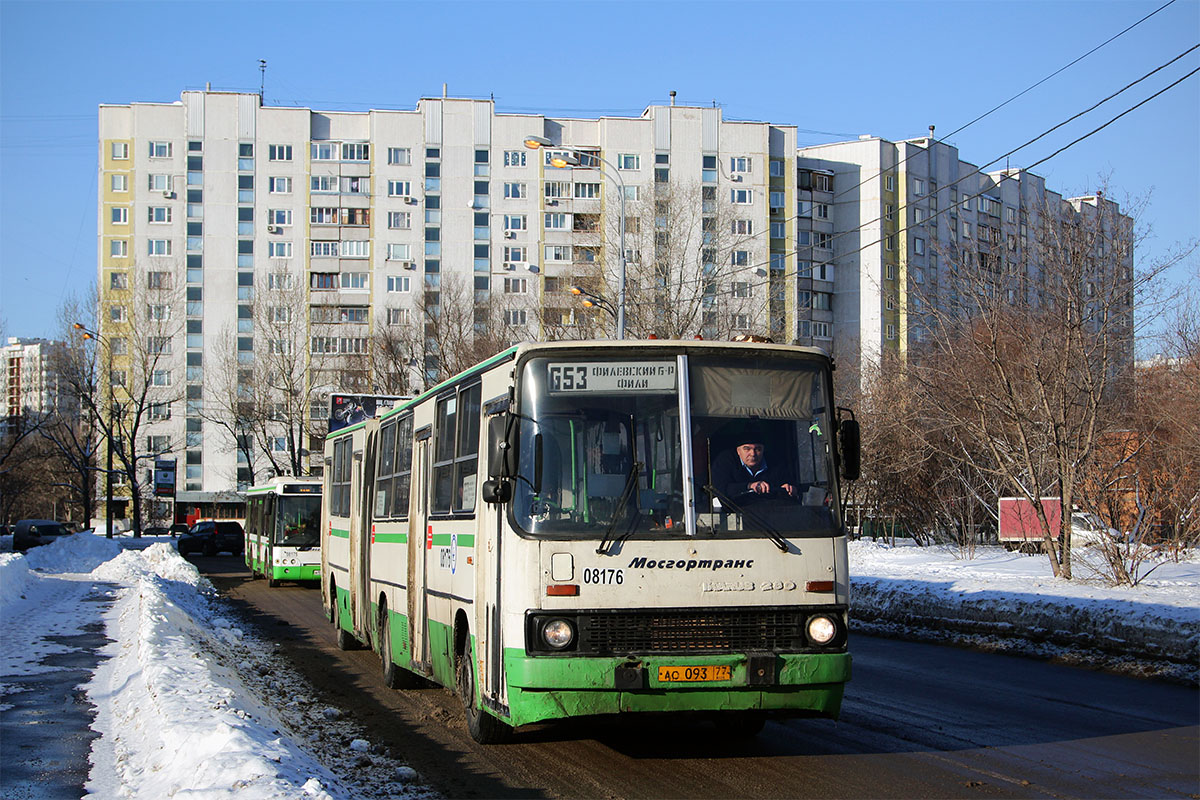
[569,285,618,318]
[73,323,116,539]
[524,134,628,339]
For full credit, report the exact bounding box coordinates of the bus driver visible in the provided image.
[711,429,797,500]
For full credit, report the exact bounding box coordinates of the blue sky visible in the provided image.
[2,0,1196,346]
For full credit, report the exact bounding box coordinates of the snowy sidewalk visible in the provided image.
[0,534,429,799]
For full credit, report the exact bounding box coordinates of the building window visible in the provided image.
[147,271,172,289]
[617,153,640,170]
[885,235,895,252]
[814,232,832,249]
[269,176,292,194]
[504,182,527,199]
[386,275,411,293]
[267,273,294,290]
[814,322,832,339]
[885,295,896,310]
[388,180,412,197]
[813,292,832,311]
[268,208,292,226]
[388,147,412,165]
[730,189,753,205]
[268,145,292,162]
[504,246,526,263]
[503,214,527,231]
[311,143,336,161]
[962,221,971,239]
[769,160,784,177]
[730,313,750,330]
[884,175,894,192]
[148,239,172,256]
[111,142,129,160]
[503,277,528,294]
[730,156,751,174]
[340,272,369,290]
[544,245,571,262]
[886,324,897,340]
[110,240,128,258]
[732,281,750,298]
[152,369,171,387]
[111,174,128,192]
[341,143,369,161]
[147,207,171,224]
[544,212,568,230]
[310,273,337,290]
[146,304,171,321]
[311,240,338,257]
[148,174,170,192]
[109,272,127,290]
[731,250,749,266]
[574,182,600,199]
[885,263,896,280]
[388,211,412,229]
[111,207,128,225]
[816,204,830,220]
[386,243,412,261]
[268,241,293,259]
[503,309,528,326]
[339,240,369,258]
[147,336,172,355]
[769,192,785,209]
[149,141,172,159]
[310,207,337,225]
[769,221,785,239]
[503,150,526,167]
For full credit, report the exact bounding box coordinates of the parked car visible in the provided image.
[177,520,244,557]
[169,523,189,538]
[141,526,170,538]
[12,519,73,552]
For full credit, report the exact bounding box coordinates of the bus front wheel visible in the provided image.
[456,638,512,744]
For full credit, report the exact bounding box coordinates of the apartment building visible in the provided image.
[2,337,70,435]
[796,135,1134,384]
[97,90,802,503]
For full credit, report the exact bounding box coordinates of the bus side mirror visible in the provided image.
[482,479,511,505]
[487,414,517,479]
[839,418,861,481]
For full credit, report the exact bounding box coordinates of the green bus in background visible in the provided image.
[245,477,322,586]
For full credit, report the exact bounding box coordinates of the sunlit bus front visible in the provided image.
[497,346,852,727]
[271,494,322,581]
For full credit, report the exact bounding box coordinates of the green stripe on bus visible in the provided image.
[271,564,321,582]
[373,532,408,544]
[429,533,475,547]
[330,528,350,539]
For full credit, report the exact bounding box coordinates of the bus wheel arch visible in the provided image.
[454,612,512,744]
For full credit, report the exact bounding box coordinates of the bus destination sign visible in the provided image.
[547,361,676,393]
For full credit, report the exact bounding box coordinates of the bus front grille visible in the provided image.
[574,607,819,655]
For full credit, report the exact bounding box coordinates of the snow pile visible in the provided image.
[23,530,122,573]
[0,552,34,606]
[84,546,357,799]
[849,540,1200,680]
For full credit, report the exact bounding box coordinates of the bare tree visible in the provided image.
[910,188,1188,578]
[618,180,765,340]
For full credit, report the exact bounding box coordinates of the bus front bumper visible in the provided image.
[501,650,850,727]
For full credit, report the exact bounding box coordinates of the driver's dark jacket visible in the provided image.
[710,450,795,498]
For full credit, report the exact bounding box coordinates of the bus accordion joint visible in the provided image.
[546,584,579,597]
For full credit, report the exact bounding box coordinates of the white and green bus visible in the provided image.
[322,339,860,743]
[245,478,323,586]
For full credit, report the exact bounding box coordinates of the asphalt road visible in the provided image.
[197,554,1200,799]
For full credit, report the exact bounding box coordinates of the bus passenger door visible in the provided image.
[408,427,433,674]
[351,429,377,643]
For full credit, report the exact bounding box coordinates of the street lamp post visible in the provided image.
[74,323,115,539]
[524,135,627,339]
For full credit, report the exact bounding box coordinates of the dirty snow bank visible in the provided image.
[849,540,1200,683]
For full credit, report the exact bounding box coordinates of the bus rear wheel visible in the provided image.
[456,638,512,744]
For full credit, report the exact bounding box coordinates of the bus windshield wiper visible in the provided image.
[704,485,789,553]
[596,461,643,556]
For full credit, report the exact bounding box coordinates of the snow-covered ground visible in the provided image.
[1,532,1197,798]
[0,533,432,799]
[849,539,1200,683]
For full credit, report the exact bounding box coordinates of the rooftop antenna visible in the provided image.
[259,59,267,105]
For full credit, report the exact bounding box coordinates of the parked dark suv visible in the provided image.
[13,519,73,552]
[177,520,244,557]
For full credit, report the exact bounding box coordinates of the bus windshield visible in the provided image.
[274,495,321,547]
[513,353,838,541]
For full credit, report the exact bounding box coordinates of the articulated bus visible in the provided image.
[245,477,323,586]
[322,339,860,743]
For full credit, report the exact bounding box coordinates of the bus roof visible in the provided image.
[245,476,323,495]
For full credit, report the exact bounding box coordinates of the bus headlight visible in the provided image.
[541,619,575,650]
[806,615,837,645]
